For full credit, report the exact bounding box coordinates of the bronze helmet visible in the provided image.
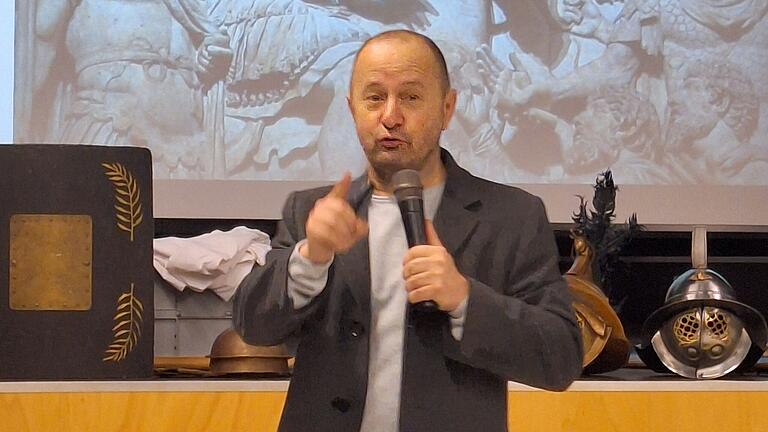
[566,235,630,374]
[209,328,292,376]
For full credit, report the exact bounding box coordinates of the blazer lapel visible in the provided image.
[433,150,481,256]
[335,174,372,316]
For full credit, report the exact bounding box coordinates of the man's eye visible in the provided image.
[366,95,384,102]
[404,94,420,101]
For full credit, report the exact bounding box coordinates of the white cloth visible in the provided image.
[153,226,271,301]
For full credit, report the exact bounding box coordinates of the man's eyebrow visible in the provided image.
[362,82,385,92]
[401,81,425,88]
[361,81,426,90]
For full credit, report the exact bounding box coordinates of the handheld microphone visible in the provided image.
[392,169,438,312]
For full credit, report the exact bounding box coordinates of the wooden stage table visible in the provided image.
[1,379,767,431]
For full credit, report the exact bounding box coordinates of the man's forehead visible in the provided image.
[360,78,427,90]
[354,71,436,95]
[358,42,431,67]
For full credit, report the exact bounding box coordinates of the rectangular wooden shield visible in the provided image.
[0,144,154,379]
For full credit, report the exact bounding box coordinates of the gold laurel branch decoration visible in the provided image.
[103,283,144,362]
[101,162,144,242]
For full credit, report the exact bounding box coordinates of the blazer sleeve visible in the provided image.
[446,197,583,391]
[233,191,326,346]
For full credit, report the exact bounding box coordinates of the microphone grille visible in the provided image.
[392,169,422,200]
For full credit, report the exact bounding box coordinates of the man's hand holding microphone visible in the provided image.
[403,220,469,313]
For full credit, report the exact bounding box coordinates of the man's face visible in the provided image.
[666,77,720,150]
[568,98,621,172]
[347,37,456,181]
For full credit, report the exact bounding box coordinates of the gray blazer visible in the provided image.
[234,149,582,432]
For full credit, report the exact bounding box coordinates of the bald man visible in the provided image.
[234,30,582,432]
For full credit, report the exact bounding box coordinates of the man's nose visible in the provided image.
[381,98,404,129]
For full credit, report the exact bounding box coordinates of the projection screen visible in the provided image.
[7,1,768,228]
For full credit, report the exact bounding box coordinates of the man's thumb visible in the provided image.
[425,219,442,246]
[354,218,369,241]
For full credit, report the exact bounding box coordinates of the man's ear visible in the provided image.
[442,89,457,130]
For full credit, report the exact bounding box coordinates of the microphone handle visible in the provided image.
[398,198,438,313]
[402,211,427,247]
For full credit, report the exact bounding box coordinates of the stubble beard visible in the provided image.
[665,113,716,151]
[365,137,441,190]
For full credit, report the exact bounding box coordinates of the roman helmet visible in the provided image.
[636,227,767,379]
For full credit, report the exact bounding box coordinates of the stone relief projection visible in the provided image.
[14,0,768,185]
